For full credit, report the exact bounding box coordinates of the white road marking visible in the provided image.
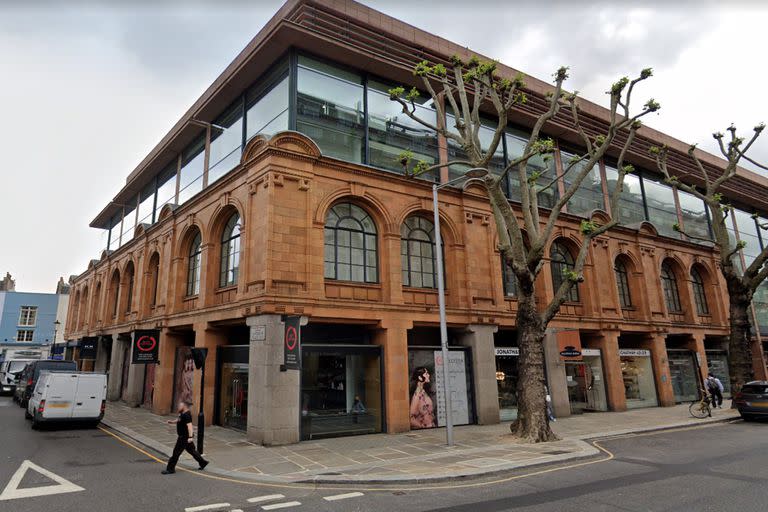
[261,502,301,510]
[247,494,286,503]
[231,509,243,512]
[323,492,364,502]
[0,460,85,501]
[184,504,231,512]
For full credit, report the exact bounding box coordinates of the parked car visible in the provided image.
[13,364,32,403]
[27,371,107,429]
[0,360,34,395]
[15,360,77,408]
[733,381,768,421]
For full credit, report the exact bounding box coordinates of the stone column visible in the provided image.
[192,322,224,426]
[246,314,301,446]
[94,336,110,373]
[123,351,146,407]
[593,330,626,412]
[642,333,675,407]
[107,335,128,401]
[543,329,570,418]
[372,317,412,433]
[457,324,499,425]
[152,328,185,416]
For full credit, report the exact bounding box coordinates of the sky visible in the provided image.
[0,0,766,293]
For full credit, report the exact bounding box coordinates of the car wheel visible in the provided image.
[741,414,755,422]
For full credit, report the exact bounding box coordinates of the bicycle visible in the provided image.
[689,389,713,419]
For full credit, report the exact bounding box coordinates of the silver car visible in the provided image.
[0,360,33,395]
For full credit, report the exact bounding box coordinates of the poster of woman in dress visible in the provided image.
[173,347,195,406]
[409,366,436,429]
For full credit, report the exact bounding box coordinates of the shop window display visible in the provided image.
[620,350,658,409]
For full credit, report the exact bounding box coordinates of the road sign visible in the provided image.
[0,460,84,501]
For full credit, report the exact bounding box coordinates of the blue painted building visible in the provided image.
[0,274,70,361]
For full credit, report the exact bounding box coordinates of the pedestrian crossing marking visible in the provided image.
[323,492,364,501]
[184,503,230,512]
[247,494,286,503]
[0,460,84,501]
[261,501,301,510]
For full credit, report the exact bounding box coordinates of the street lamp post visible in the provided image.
[432,168,488,447]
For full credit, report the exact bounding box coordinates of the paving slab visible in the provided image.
[102,400,738,484]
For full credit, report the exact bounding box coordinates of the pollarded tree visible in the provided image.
[653,126,768,396]
[390,57,660,442]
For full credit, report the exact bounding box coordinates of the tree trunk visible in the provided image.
[725,273,755,397]
[511,289,558,442]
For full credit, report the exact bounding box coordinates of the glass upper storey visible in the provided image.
[102,50,766,275]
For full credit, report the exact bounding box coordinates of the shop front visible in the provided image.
[216,345,249,431]
[300,344,383,440]
[667,349,700,403]
[495,347,518,421]
[619,349,658,409]
[407,346,476,430]
[564,348,608,414]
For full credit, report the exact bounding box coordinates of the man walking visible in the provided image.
[162,401,209,474]
[706,374,724,409]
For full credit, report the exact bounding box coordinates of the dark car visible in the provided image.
[15,360,77,408]
[733,381,768,421]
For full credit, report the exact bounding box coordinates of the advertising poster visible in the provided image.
[132,329,160,364]
[407,349,471,429]
[173,347,195,406]
[433,350,470,426]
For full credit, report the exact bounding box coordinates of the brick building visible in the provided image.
[65,0,768,445]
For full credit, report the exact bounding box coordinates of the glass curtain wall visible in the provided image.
[506,127,557,207]
[734,209,762,266]
[138,182,155,226]
[245,64,289,141]
[108,215,120,251]
[178,137,205,205]
[560,149,604,216]
[296,56,365,164]
[677,189,710,241]
[604,163,646,225]
[120,198,137,247]
[156,162,177,216]
[367,79,438,179]
[642,174,679,237]
[208,101,244,186]
[445,113,505,182]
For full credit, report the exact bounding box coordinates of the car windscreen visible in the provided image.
[741,384,768,395]
[9,361,29,374]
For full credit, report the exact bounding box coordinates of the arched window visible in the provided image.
[550,242,579,302]
[187,232,202,296]
[125,263,135,313]
[614,259,632,308]
[79,287,89,328]
[661,262,682,313]
[91,282,101,325]
[401,216,437,288]
[149,253,160,307]
[324,203,378,283]
[502,258,517,297]
[691,267,709,315]
[219,213,241,288]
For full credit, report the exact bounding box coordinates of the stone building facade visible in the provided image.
[65,0,768,445]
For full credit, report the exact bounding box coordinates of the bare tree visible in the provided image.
[653,126,768,397]
[390,57,659,442]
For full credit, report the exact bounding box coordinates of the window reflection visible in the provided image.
[121,198,136,247]
[209,102,244,186]
[156,162,177,216]
[446,112,505,183]
[367,79,438,179]
[604,164,645,225]
[297,56,364,163]
[245,70,289,141]
[733,208,761,266]
[560,149,604,216]
[137,182,155,226]
[677,189,710,242]
[506,127,557,207]
[178,137,205,204]
[642,175,679,237]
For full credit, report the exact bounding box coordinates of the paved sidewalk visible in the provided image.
[102,401,737,483]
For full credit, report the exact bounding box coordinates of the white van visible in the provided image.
[27,372,107,429]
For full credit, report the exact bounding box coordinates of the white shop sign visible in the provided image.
[619,349,651,357]
[433,350,470,426]
[582,348,601,357]
[495,347,519,357]
[249,324,266,343]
